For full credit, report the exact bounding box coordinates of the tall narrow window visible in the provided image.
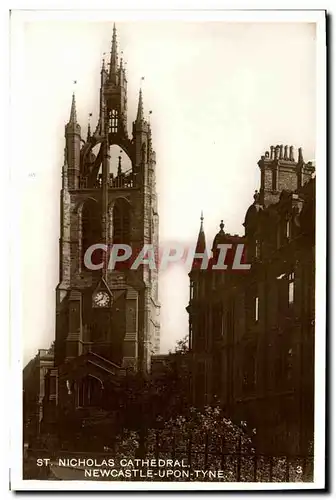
[255,239,261,259]
[288,272,295,305]
[221,310,225,337]
[113,198,130,245]
[286,219,291,239]
[109,109,118,134]
[246,287,258,326]
[272,166,278,191]
[286,347,294,384]
[190,281,194,300]
[81,199,102,268]
[255,296,259,322]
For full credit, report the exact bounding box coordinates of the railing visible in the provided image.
[144,430,313,482]
[80,170,137,189]
[24,430,314,482]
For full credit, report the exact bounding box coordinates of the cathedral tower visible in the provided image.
[55,25,160,374]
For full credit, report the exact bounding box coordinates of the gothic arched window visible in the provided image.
[81,199,102,268]
[77,375,103,407]
[272,165,278,191]
[255,238,261,260]
[113,198,130,245]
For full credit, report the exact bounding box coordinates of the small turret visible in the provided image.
[69,93,77,124]
[212,220,226,252]
[191,212,208,271]
[195,211,206,254]
[117,154,122,177]
[65,93,80,134]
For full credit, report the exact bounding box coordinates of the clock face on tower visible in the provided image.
[93,291,111,308]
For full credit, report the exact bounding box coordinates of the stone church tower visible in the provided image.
[55,25,160,375]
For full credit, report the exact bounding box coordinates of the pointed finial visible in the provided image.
[194,211,207,258]
[219,220,224,232]
[87,113,92,140]
[136,86,144,122]
[253,190,259,203]
[69,92,77,124]
[118,152,122,176]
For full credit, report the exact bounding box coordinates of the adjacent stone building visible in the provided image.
[23,346,55,442]
[188,145,315,456]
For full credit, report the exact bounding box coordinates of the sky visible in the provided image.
[11,13,317,364]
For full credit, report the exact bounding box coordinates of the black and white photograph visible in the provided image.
[8,7,326,491]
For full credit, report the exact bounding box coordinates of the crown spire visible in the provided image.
[109,23,118,83]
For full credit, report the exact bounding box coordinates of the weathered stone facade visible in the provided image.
[23,347,55,441]
[43,25,160,419]
[188,145,315,456]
